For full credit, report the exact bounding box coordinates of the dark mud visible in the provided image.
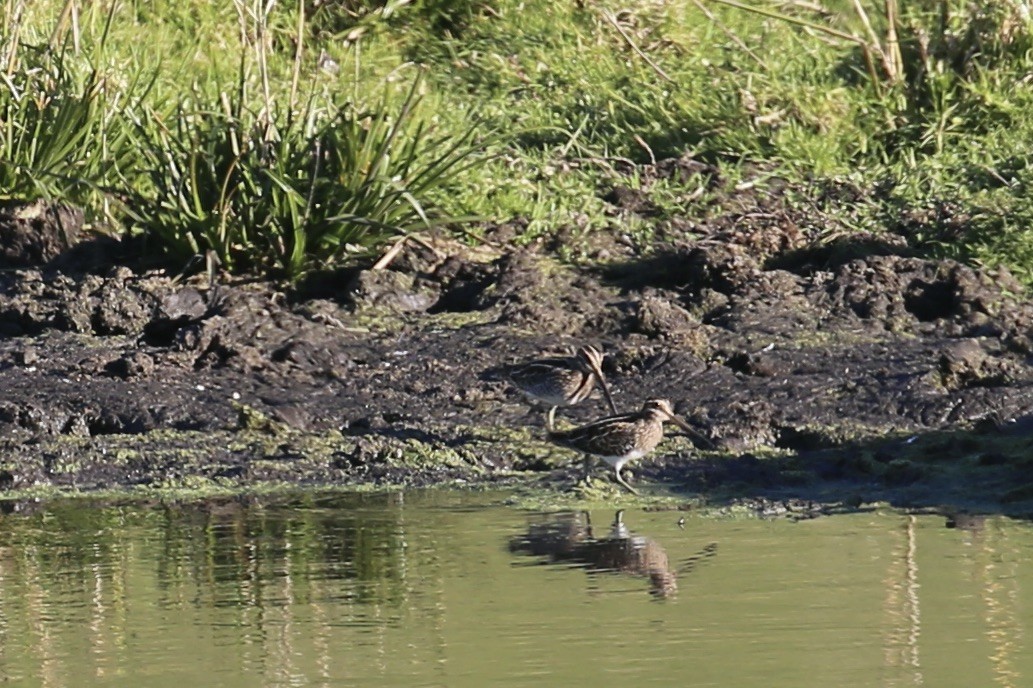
[2,175,1033,516]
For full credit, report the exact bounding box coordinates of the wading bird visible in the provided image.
[548,398,708,494]
[507,344,618,431]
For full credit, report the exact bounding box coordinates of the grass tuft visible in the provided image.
[126,76,485,280]
[0,3,146,215]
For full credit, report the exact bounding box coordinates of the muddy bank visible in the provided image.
[2,176,1033,514]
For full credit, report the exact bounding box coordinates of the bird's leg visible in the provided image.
[581,454,594,481]
[614,466,640,495]
[546,406,557,433]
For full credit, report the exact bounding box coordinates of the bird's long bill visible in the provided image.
[588,362,619,415]
[662,410,715,449]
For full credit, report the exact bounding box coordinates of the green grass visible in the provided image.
[124,75,483,279]
[0,5,146,209]
[3,0,1033,285]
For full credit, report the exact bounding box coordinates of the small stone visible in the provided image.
[13,347,38,366]
[159,288,208,321]
[104,352,155,379]
[348,269,438,313]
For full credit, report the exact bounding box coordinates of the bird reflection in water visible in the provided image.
[509,509,717,599]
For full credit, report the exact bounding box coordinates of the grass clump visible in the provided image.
[120,0,487,281]
[127,76,482,279]
[0,5,144,212]
[4,0,488,280]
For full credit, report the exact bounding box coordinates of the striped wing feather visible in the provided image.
[510,356,574,379]
[550,415,643,456]
[510,358,592,404]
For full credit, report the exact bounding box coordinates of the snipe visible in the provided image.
[548,398,707,494]
[507,344,618,431]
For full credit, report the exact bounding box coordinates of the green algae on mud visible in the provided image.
[4,413,1033,522]
[0,419,547,503]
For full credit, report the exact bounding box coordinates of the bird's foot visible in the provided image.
[614,469,640,496]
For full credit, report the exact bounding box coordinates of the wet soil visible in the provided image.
[2,169,1033,515]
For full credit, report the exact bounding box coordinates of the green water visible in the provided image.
[0,492,1030,688]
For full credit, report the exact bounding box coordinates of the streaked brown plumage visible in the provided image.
[507,344,618,431]
[548,398,706,494]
